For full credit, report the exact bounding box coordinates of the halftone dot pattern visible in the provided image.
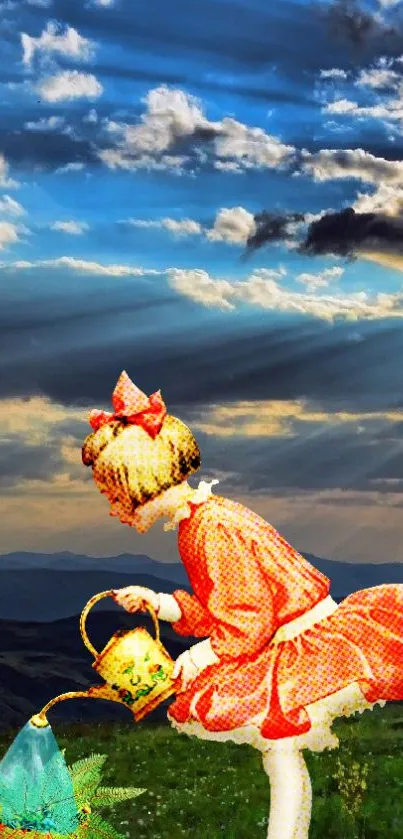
[166,493,401,752]
[82,372,401,757]
[82,371,201,522]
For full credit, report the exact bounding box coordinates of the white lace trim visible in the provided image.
[163,479,219,532]
[168,687,386,754]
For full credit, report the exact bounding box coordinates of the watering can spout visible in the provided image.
[30,590,178,730]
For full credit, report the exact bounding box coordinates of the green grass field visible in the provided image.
[1,703,402,838]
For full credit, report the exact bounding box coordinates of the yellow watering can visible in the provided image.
[30,590,179,729]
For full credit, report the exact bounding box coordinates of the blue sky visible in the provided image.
[2,0,403,567]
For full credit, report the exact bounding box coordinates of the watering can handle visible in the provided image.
[80,590,160,659]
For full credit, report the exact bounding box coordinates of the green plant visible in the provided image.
[0,749,147,839]
[332,742,370,824]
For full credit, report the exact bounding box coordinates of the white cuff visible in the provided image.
[157,592,182,622]
[188,639,219,670]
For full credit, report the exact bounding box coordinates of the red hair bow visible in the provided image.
[88,370,167,439]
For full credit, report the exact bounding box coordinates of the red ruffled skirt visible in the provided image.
[167,584,403,748]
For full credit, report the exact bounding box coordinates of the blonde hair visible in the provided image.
[82,415,201,510]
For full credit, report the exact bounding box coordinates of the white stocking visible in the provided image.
[262,748,312,839]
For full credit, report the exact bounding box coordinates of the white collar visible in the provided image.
[163,479,219,532]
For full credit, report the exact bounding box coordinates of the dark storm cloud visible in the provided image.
[325,0,401,49]
[244,207,403,261]
[300,207,403,258]
[246,211,305,252]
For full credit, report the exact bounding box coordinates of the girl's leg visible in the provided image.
[262,748,312,839]
[291,753,312,839]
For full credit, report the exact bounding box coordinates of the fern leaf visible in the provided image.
[67,753,107,779]
[68,754,107,805]
[81,812,127,839]
[90,786,147,808]
[72,772,104,809]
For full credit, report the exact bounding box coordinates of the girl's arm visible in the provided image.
[203,522,276,660]
[158,590,215,637]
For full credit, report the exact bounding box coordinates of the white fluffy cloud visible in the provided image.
[301,148,403,185]
[124,207,256,244]
[37,71,103,102]
[167,266,403,321]
[206,207,256,244]
[296,266,344,291]
[21,21,95,67]
[99,85,295,174]
[353,183,403,215]
[127,217,202,236]
[356,67,400,89]
[51,220,89,235]
[0,257,163,276]
[323,58,403,128]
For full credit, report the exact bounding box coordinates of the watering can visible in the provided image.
[30,590,179,729]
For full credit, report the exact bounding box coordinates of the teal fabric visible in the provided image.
[0,721,79,833]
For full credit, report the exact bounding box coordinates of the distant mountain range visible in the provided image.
[0,550,400,731]
[1,550,402,622]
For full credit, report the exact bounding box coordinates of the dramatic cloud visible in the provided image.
[98,85,295,173]
[21,22,95,68]
[246,210,305,251]
[37,71,103,102]
[50,220,89,235]
[300,207,403,265]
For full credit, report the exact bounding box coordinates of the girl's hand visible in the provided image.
[111,586,159,614]
[172,649,199,692]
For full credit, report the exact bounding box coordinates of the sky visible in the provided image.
[2,0,403,565]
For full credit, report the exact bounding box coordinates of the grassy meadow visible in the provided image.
[0,703,402,838]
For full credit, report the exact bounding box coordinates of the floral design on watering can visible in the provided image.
[83,591,180,722]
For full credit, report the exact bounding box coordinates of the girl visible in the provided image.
[82,370,402,839]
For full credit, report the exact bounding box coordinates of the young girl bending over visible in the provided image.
[82,370,402,839]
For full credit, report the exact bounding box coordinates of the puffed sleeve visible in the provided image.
[204,522,275,660]
[170,590,215,637]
